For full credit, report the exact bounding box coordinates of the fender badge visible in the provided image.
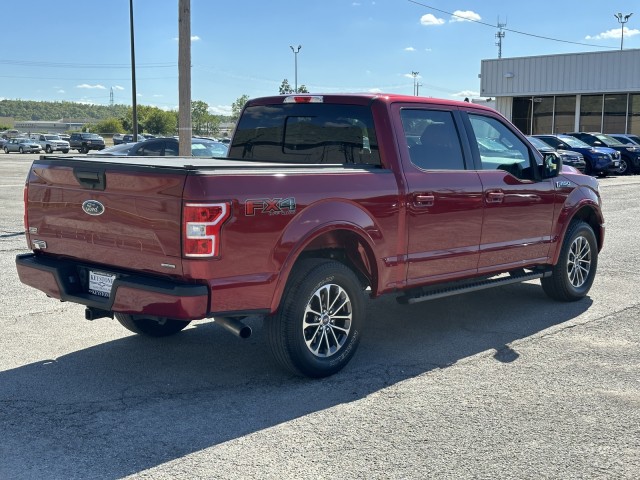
[82,200,105,216]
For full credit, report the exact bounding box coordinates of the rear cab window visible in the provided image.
[229,102,381,166]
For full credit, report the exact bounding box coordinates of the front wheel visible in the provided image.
[266,259,365,378]
[616,158,629,175]
[541,220,598,301]
[45,145,53,153]
[115,313,191,337]
[19,147,24,154]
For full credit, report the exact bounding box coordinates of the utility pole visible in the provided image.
[129,0,138,141]
[416,82,423,96]
[495,18,506,59]
[290,45,302,93]
[411,71,419,96]
[178,0,192,156]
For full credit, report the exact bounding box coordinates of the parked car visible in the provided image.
[564,132,640,175]
[93,137,229,157]
[112,133,124,145]
[32,133,70,153]
[527,136,586,173]
[1,129,21,140]
[58,133,71,142]
[533,134,619,177]
[4,137,41,153]
[69,132,105,153]
[122,134,148,144]
[608,133,640,146]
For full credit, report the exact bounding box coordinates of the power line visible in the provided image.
[408,0,617,50]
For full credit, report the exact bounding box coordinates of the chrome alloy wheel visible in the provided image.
[303,283,352,357]
[567,235,592,288]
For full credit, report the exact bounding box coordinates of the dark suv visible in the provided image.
[534,134,619,177]
[69,133,105,153]
[565,132,640,175]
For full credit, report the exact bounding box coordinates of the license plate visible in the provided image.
[89,271,116,297]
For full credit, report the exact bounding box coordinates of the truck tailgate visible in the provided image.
[25,158,187,276]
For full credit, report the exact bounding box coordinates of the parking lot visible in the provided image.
[1,153,639,479]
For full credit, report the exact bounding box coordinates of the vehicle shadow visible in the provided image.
[0,283,592,479]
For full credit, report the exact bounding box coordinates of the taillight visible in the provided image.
[283,95,323,104]
[183,202,231,258]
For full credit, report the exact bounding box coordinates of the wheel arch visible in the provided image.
[551,201,604,265]
[268,202,383,313]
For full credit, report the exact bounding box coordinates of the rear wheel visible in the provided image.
[266,259,365,378]
[617,158,629,175]
[115,313,191,337]
[45,145,53,153]
[541,220,598,301]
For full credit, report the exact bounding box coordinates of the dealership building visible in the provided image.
[479,48,640,136]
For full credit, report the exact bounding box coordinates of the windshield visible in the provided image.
[527,137,551,149]
[44,135,61,140]
[557,135,591,148]
[595,134,624,146]
[83,134,101,139]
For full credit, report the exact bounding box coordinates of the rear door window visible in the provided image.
[229,103,380,165]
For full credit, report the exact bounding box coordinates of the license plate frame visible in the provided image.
[88,270,116,298]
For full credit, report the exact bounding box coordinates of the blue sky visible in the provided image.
[1,0,638,116]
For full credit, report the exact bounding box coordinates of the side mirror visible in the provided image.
[541,152,561,178]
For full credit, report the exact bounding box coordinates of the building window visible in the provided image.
[627,94,640,135]
[554,96,576,133]
[532,97,554,134]
[579,95,603,131]
[603,94,627,133]
[512,97,532,134]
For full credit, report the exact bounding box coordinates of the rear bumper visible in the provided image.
[15,253,209,320]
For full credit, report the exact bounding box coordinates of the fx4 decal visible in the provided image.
[245,197,297,216]
[556,181,572,187]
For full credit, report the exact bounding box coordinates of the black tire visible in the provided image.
[81,145,89,154]
[266,259,365,378]
[62,149,69,154]
[541,220,598,302]
[19,147,24,154]
[114,313,191,337]
[45,145,53,153]
[3,148,7,154]
[616,157,628,175]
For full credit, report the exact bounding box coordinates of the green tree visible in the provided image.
[278,79,309,95]
[231,94,250,121]
[144,109,177,135]
[191,100,210,135]
[93,117,125,135]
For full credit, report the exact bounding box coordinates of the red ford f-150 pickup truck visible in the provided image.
[16,94,604,377]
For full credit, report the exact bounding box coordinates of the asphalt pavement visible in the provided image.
[0,153,638,479]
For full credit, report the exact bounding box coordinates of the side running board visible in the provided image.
[396,270,551,305]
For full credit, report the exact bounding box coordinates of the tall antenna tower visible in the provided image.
[110,87,114,107]
[495,18,507,59]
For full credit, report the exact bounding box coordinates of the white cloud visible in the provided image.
[153,94,164,98]
[405,47,416,52]
[173,35,201,42]
[586,27,640,40]
[112,85,125,91]
[57,89,65,94]
[403,73,422,79]
[352,2,361,5]
[450,10,481,22]
[452,90,479,98]
[368,88,383,93]
[420,14,445,26]
[76,84,106,89]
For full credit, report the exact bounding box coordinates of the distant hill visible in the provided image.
[0,100,131,122]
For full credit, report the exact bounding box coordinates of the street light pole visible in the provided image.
[615,12,633,50]
[290,45,301,93]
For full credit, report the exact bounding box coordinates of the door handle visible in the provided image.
[486,190,504,203]
[414,194,435,206]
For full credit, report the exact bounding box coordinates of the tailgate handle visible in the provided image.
[74,169,106,191]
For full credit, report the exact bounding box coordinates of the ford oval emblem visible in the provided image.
[82,200,105,216]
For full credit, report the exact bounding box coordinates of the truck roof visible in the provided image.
[246,93,496,113]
